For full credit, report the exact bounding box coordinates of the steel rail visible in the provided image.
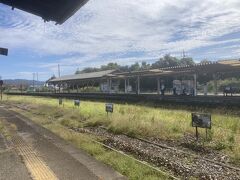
[98,127,240,172]
[10,103,240,173]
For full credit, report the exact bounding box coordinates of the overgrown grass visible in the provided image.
[12,108,170,180]
[0,121,3,133]
[0,119,14,140]
[49,124,169,180]
[3,95,240,166]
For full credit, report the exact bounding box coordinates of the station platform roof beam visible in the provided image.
[0,0,89,24]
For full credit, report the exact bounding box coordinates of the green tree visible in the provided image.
[101,63,120,70]
[141,61,151,70]
[76,67,100,74]
[179,57,195,66]
[130,62,141,71]
[151,54,179,68]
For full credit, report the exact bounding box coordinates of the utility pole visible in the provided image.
[37,72,39,82]
[33,73,35,91]
[0,79,3,100]
[58,64,60,78]
[0,47,8,98]
[0,48,8,98]
[36,72,39,92]
[182,49,186,58]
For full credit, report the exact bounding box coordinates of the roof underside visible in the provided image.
[0,0,89,24]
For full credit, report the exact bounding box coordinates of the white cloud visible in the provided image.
[1,0,240,79]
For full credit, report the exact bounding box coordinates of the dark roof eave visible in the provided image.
[1,0,89,24]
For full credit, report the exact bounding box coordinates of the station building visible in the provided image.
[48,60,240,96]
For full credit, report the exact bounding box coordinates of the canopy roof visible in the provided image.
[49,60,240,84]
[0,0,89,24]
[49,69,118,83]
[116,60,240,77]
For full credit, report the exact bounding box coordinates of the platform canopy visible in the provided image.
[0,0,89,24]
[49,69,118,84]
[48,60,240,84]
[115,59,240,78]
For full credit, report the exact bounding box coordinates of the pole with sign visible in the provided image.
[105,103,113,115]
[0,80,3,100]
[74,100,80,108]
[192,113,211,141]
[59,98,64,107]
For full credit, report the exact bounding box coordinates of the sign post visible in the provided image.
[195,127,198,140]
[192,113,211,141]
[0,47,8,100]
[59,98,63,106]
[0,80,3,100]
[105,103,113,115]
[74,100,80,108]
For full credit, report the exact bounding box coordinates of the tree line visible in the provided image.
[75,54,198,74]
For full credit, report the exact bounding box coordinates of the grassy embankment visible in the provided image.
[2,95,171,180]
[3,95,240,167]
[0,121,3,133]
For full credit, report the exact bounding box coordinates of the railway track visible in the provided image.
[85,126,240,171]
[120,129,240,172]
[6,92,240,106]
[74,130,180,180]
[8,103,240,179]
[70,126,240,179]
[11,104,240,173]
[7,104,179,180]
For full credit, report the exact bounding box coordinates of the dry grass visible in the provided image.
[4,95,240,166]
[12,108,170,180]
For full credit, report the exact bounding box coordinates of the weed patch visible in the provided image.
[4,95,240,166]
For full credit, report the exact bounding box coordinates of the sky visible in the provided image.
[1,0,240,80]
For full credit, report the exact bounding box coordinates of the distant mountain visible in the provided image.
[3,79,45,86]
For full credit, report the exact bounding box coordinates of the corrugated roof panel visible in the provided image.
[50,69,117,82]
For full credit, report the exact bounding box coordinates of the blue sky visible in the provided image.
[1,0,240,80]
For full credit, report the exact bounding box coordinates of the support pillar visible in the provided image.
[157,77,160,95]
[137,76,140,95]
[73,84,76,92]
[124,78,127,93]
[67,84,70,93]
[86,81,89,91]
[108,78,112,94]
[59,84,61,93]
[204,83,208,96]
[213,74,218,95]
[107,79,109,93]
[193,74,197,96]
[64,83,67,93]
